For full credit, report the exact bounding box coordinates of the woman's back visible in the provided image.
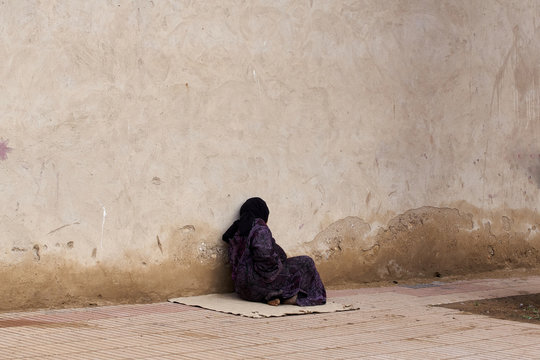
[223,198,326,306]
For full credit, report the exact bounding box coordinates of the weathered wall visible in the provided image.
[1,0,540,310]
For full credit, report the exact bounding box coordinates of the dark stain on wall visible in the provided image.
[1,206,539,312]
[529,161,540,188]
[0,138,12,161]
[312,207,540,286]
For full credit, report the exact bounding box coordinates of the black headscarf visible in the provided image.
[222,197,270,242]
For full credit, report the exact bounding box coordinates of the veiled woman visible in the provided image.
[222,197,326,306]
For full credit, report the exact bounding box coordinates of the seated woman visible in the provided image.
[222,197,326,306]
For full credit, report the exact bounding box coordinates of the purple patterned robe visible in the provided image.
[227,218,326,306]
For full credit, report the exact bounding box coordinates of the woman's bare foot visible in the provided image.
[267,298,280,306]
[283,295,297,305]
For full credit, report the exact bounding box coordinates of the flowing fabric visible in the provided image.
[225,218,326,306]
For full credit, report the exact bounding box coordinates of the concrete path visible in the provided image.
[1,276,540,359]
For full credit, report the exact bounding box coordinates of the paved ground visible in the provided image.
[1,276,540,359]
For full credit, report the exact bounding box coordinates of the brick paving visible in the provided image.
[1,276,539,359]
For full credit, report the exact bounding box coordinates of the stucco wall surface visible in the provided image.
[1,0,539,310]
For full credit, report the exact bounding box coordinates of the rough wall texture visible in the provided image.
[1,0,539,310]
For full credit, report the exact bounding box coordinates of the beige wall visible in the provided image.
[1,0,539,310]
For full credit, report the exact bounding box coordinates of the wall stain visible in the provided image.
[32,245,40,261]
[1,206,539,312]
[156,235,163,254]
[309,206,539,286]
[512,150,540,188]
[0,258,233,312]
[47,221,80,235]
[0,138,12,161]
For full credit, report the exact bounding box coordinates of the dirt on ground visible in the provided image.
[344,267,540,325]
[439,293,540,324]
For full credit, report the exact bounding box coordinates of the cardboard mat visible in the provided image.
[169,293,359,318]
